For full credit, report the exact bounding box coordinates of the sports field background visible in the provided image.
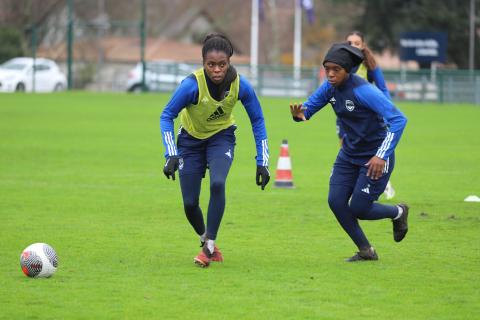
[0,93,479,319]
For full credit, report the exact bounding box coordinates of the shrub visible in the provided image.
[0,26,25,63]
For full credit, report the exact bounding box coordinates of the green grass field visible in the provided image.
[1,92,479,319]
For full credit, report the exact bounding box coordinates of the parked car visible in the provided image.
[127,60,196,92]
[0,57,67,93]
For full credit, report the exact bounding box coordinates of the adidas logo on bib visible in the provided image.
[207,106,226,121]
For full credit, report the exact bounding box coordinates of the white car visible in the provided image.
[0,57,67,93]
[127,61,196,92]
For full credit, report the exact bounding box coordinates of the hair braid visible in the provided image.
[346,30,377,71]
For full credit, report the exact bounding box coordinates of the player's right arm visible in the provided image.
[160,76,198,158]
[354,83,407,160]
[290,81,332,121]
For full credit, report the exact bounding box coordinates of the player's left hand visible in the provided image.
[164,156,182,181]
[365,156,386,180]
[256,166,270,190]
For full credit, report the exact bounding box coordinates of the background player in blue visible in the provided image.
[290,43,409,262]
[160,33,270,268]
[345,30,396,199]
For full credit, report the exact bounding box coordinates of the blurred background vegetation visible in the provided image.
[0,0,478,68]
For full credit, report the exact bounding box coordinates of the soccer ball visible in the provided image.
[20,243,58,278]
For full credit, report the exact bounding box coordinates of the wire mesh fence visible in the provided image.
[32,19,142,91]
[11,1,480,104]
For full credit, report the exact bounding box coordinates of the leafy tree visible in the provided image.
[354,0,479,69]
[0,27,25,63]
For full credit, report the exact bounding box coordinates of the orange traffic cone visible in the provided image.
[274,139,294,188]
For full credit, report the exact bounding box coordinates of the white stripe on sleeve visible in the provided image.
[262,139,269,166]
[169,132,178,156]
[164,132,177,156]
[383,157,389,173]
[376,132,394,159]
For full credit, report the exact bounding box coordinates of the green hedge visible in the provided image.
[0,26,25,63]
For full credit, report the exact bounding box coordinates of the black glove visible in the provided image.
[163,156,182,180]
[256,165,270,190]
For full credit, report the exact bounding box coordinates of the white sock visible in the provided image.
[200,232,206,243]
[393,205,403,220]
[206,239,215,254]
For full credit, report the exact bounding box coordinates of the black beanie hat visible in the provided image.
[323,43,364,73]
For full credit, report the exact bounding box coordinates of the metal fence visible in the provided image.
[9,0,479,104]
[10,38,480,104]
[23,19,143,91]
[17,6,480,105]
[115,61,480,104]
[383,69,480,104]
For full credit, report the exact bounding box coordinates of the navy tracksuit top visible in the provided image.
[303,74,407,160]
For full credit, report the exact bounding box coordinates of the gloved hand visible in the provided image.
[163,156,182,180]
[256,165,270,190]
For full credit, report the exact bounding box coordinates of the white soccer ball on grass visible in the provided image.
[20,243,58,278]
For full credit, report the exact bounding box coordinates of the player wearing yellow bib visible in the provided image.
[179,68,239,139]
[160,33,270,268]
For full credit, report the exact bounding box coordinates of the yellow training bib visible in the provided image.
[355,63,368,80]
[180,68,240,139]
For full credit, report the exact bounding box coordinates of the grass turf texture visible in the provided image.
[0,92,479,319]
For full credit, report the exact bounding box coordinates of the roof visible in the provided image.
[37,36,251,64]
[2,57,55,65]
